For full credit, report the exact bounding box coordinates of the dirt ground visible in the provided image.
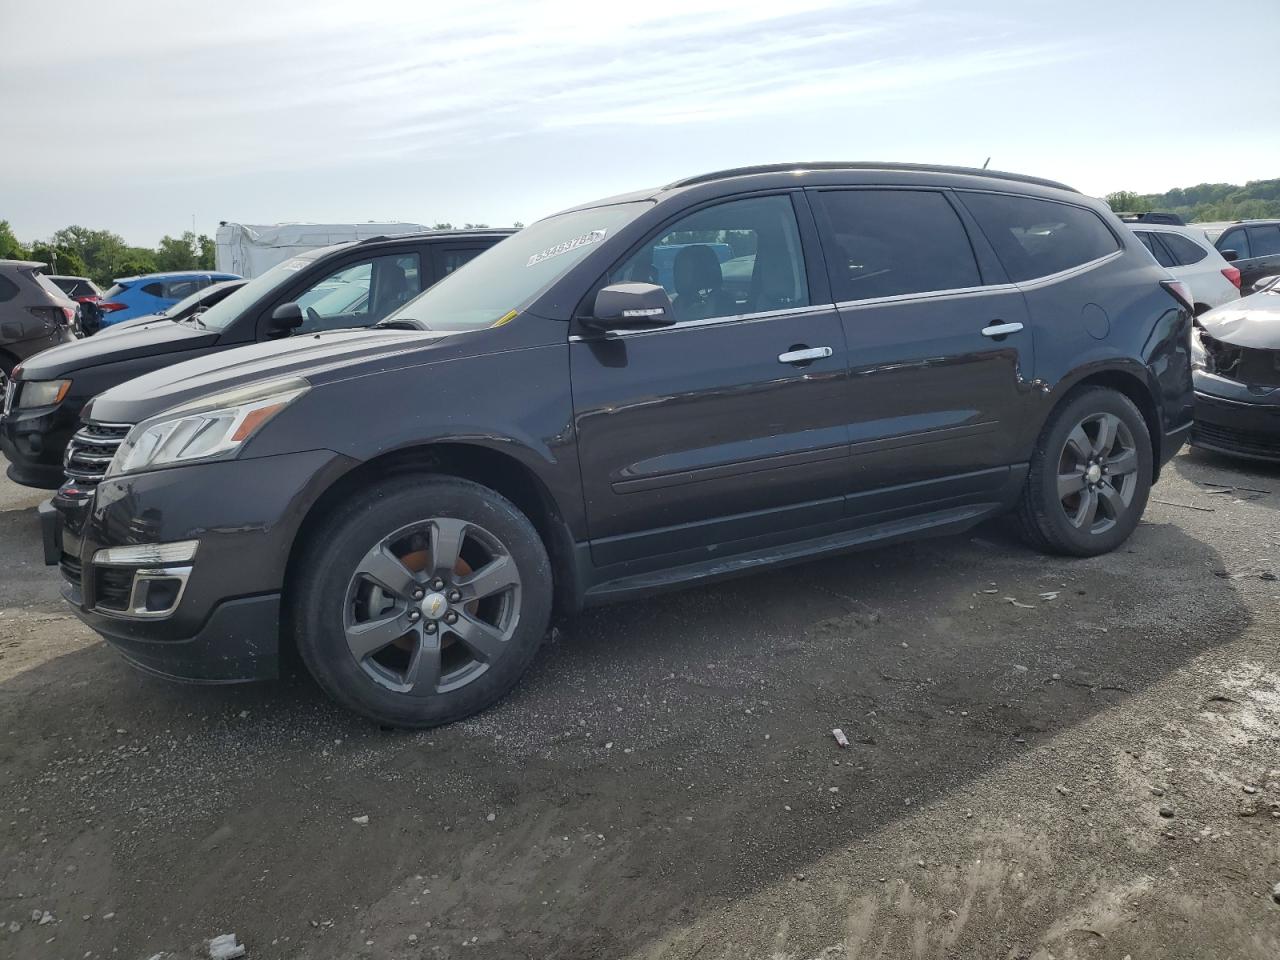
[1,448,1278,960]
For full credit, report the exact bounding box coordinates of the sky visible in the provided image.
[2,0,1278,247]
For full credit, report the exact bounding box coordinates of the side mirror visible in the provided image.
[1252,275,1280,293]
[582,283,675,331]
[265,302,304,339]
[1220,249,1239,262]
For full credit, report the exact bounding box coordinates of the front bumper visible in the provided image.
[44,447,355,682]
[0,398,83,489]
[1191,372,1280,463]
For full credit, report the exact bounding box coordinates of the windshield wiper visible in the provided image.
[372,318,427,331]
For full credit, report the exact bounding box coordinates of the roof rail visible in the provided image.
[1117,211,1186,226]
[664,162,1078,193]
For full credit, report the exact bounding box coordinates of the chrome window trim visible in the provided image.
[1014,249,1124,291]
[835,283,1019,311]
[568,303,832,340]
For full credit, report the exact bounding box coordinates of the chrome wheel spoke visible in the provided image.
[449,612,507,662]
[457,555,518,601]
[430,518,469,580]
[347,612,414,659]
[358,545,420,600]
[1058,471,1087,499]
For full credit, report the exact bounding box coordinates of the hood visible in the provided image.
[1199,291,1280,350]
[98,312,172,335]
[85,326,448,425]
[16,319,215,380]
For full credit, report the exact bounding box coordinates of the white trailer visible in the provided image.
[215,222,432,278]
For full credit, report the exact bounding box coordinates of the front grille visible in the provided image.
[1193,421,1280,459]
[64,422,131,486]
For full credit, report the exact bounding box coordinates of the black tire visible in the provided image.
[1013,386,1153,557]
[291,475,553,728]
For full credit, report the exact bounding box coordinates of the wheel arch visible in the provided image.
[284,442,583,624]
[1049,365,1165,480]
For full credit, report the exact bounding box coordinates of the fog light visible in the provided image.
[94,540,199,565]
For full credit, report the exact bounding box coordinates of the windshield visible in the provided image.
[381,202,651,331]
[198,255,321,331]
[164,282,228,319]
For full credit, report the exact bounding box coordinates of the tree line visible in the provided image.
[0,220,517,288]
[0,221,215,286]
[1105,178,1280,222]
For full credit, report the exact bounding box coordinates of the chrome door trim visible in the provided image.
[568,303,834,341]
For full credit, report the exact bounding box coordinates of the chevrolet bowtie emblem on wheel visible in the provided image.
[422,593,448,620]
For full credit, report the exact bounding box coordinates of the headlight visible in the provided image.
[106,378,309,478]
[1190,327,1215,374]
[18,379,72,408]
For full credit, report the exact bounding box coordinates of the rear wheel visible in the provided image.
[292,476,553,727]
[1014,386,1152,557]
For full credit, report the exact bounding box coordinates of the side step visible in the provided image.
[582,502,999,606]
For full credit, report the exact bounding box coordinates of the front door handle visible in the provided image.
[981,321,1024,339]
[778,346,833,364]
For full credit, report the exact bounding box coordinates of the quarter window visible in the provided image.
[1219,228,1250,260]
[609,194,809,323]
[1135,230,1175,268]
[141,281,164,296]
[1249,224,1280,257]
[0,275,18,302]
[815,189,980,301]
[961,192,1120,283]
[1158,232,1208,266]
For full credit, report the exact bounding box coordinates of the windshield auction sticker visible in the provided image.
[526,229,607,267]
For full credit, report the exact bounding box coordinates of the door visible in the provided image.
[570,193,849,568]
[809,187,1035,511]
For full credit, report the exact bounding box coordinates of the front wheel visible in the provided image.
[291,476,553,727]
[1014,386,1153,557]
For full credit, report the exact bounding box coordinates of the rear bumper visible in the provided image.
[1191,376,1280,462]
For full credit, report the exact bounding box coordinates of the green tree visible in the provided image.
[197,234,215,270]
[50,226,130,286]
[154,231,201,271]
[1105,191,1151,213]
[28,242,88,278]
[0,220,27,259]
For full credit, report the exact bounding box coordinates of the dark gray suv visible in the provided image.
[44,163,1195,728]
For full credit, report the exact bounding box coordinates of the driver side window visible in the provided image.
[294,253,421,334]
[609,194,809,324]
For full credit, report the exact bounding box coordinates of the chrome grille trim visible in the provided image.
[63,421,131,486]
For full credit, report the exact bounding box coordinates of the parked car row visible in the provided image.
[1,164,1274,730]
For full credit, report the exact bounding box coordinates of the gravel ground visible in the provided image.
[1,448,1278,960]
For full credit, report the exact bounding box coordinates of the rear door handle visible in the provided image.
[981,322,1024,339]
[778,346,833,364]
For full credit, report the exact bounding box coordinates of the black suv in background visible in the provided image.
[1,230,512,487]
[1204,219,1280,290]
[43,163,1193,727]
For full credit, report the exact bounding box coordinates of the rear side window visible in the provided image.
[1135,230,1174,267]
[164,279,202,299]
[961,193,1119,283]
[814,190,980,301]
[1218,228,1250,260]
[0,275,17,302]
[1249,224,1280,257]
[1158,233,1208,266]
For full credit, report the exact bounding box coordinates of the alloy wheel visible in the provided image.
[343,517,522,696]
[1056,412,1139,535]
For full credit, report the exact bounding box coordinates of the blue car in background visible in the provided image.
[97,270,240,325]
